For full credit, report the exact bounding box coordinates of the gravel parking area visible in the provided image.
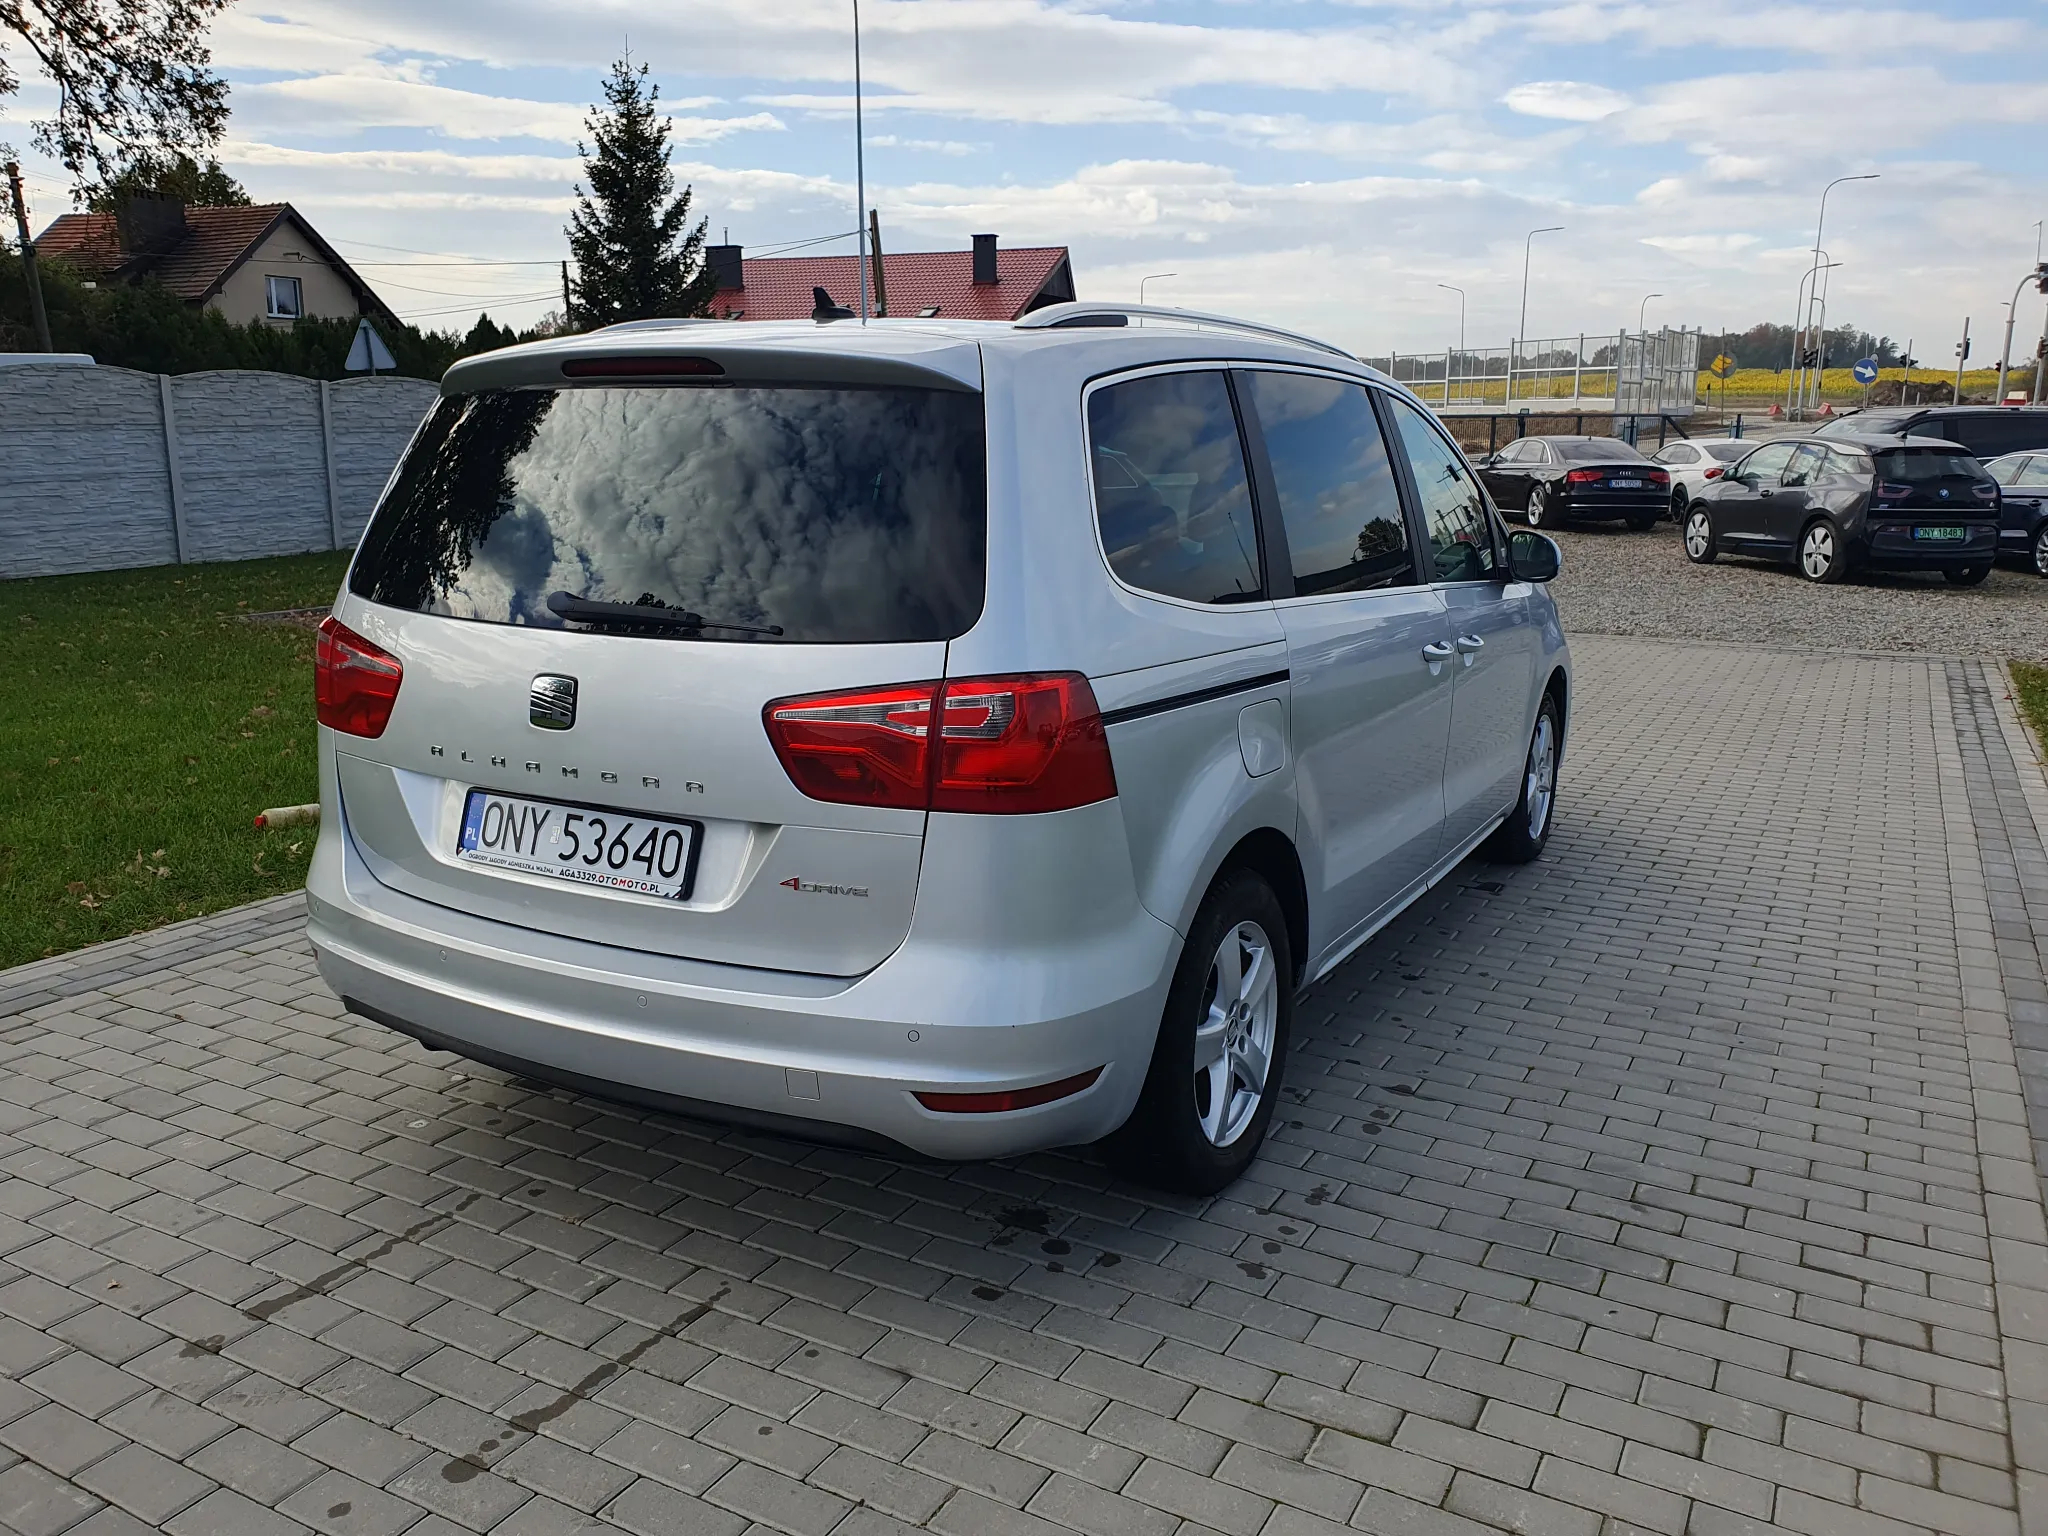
[1548,520,2047,656]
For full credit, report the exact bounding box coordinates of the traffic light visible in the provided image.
[1956,338,1971,360]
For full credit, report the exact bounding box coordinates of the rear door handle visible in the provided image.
[1422,641,1456,670]
[1456,634,1485,652]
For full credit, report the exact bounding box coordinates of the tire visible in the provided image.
[1671,486,1689,521]
[1943,565,1989,587]
[1798,519,1849,583]
[1683,506,1718,563]
[2033,524,2048,577]
[1484,694,1562,865]
[1108,870,1293,1195]
[1526,487,1553,529]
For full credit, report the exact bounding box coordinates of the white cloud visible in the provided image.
[1502,80,1631,122]
[236,74,777,145]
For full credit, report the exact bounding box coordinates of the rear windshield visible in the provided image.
[1872,447,1986,482]
[348,385,987,644]
[1557,438,1644,462]
[1815,413,1908,437]
[1704,442,1750,462]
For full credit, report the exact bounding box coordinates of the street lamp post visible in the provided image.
[1789,174,1877,415]
[1438,283,1465,405]
[1138,273,1176,304]
[1996,264,2048,405]
[1516,226,1563,402]
[1638,293,1663,334]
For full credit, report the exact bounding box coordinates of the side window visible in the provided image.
[1529,442,1553,465]
[1500,440,1533,464]
[1241,371,1415,596]
[1825,448,1871,480]
[1738,442,1796,482]
[1782,444,1828,487]
[1989,457,2024,486]
[1385,395,1500,584]
[1087,372,1263,605]
[2018,459,2048,488]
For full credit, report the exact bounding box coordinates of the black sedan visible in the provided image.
[1475,436,1669,530]
[1683,433,2002,584]
[1986,452,2048,575]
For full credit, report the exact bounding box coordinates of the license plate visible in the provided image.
[1607,478,1643,489]
[457,790,700,899]
[1913,526,1966,541]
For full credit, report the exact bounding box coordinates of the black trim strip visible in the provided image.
[1099,669,1290,728]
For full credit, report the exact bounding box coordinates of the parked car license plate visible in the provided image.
[1913,525,1966,541]
[1607,478,1643,489]
[457,790,700,899]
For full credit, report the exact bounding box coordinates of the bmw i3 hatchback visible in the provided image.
[308,304,1571,1192]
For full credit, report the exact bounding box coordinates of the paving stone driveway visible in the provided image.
[3,634,2047,1536]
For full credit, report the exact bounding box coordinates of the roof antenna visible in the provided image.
[852,0,868,324]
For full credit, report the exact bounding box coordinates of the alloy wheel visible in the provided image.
[1191,920,1279,1148]
[1684,511,1713,560]
[1801,524,1838,581]
[2036,525,2048,578]
[1525,711,1558,840]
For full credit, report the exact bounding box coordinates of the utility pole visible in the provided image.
[867,209,887,317]
[1953,317,1970,404]
[5,162,54,353]
[561,260,574,331]
[852,0,868,322]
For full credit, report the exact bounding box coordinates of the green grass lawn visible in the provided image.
[0,552,351,969]
[2016,662,2048,759]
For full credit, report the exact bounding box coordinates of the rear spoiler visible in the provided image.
[443,327,983,395]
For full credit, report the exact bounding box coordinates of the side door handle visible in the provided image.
[1455,634,1485,652]
[1421,641,1455,675]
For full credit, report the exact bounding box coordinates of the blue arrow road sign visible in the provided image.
[1852,358,1879,384]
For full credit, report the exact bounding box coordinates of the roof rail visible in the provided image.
[593,317,731,334]
[1016,302,1357,362]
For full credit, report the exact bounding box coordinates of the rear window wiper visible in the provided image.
[546,591,785,637]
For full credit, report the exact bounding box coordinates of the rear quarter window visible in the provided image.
[348,384,988,644]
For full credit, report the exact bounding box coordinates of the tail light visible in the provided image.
[764,673,1117,815]
[1704,466,1724,479]
[1645,469,1670,487]
[1973,483,1998,501]
[915,1067,1103,1114]
[1565,469,1602,485]
[1876,482,1912,500]
[315,617,403,738]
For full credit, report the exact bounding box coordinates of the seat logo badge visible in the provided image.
[530,675,577,731]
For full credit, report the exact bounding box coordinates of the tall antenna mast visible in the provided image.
[853,0,868,323]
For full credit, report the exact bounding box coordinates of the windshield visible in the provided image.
[1557,439,1645,462]
[348,384,987,644]
[1872,447,1987,483]
[1704,442,1751,462]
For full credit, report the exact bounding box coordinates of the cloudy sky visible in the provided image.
[8,0,2048,359]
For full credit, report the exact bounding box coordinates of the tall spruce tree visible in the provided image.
[565,58,716,327]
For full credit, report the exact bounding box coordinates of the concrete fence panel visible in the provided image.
[0,365,180,578]
[169,372,335,566]
[0,365,440,581]
[327,376,440,545]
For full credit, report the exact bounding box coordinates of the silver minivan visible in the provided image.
[307,303,1570,1192]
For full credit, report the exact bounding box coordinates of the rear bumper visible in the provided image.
[307,793,1178,1161]
[1557,496,1665,520]
[1858,525,1999,569]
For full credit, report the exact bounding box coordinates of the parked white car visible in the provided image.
[1653,438,1754,517]
[307,303,1571,1192]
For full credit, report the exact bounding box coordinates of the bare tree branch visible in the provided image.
[1,0,233,200]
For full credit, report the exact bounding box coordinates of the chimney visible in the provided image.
[706,243,743,291]
[115,191,188,258]
[972,233,998,286]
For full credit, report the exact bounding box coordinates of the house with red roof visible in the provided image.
[35,194,397,330]
[706,234,1074,322]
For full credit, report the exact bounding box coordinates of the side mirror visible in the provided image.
[1506,529,1561,583]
